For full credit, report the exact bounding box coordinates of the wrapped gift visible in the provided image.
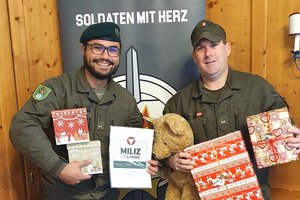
[51,108,90,145]
[184,131,263,200]
[246,107,298,169]
[67,140,103,174]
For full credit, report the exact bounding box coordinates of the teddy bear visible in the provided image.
[152,113,199,200]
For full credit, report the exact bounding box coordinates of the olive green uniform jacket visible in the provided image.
[163,68,288,200]
[10,67,143,200]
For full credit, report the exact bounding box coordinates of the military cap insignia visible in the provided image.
[114,28,120,39]
[32,85,51,101]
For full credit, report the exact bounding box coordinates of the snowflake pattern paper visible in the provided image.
[67,140,103,174]
[51,108,90,145]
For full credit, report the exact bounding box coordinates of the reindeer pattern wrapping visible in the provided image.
[184,131,263,200]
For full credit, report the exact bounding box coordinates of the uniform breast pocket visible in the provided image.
[232,104,249,131]
[108,109,131,126]
[184,112,208,144]
[57,100,93,132]
[60,100,81,109]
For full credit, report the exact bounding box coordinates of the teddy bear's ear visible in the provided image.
[164,113,191,136]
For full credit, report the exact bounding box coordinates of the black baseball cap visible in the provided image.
[191,19,226,47]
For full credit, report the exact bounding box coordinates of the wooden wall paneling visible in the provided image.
[206,0,251,73]
[8,1,42,199]
[265,0,285,90]
[7,0,31,114]
[277,1,300,124]
[250,0,300,198]
[8,0,63,199]
[266,0,300,197]
[271,188,300,200]
[23,0,62,90]
[250,0,268,76]
[0,0,27,199]
[206,0,300,199]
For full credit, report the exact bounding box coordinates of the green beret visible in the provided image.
[191,19,226,47]
[80,22,121,44]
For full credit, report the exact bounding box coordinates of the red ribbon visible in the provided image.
[253,111,293,164]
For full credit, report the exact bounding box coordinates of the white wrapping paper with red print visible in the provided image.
[246,107,298,169]
[51,108,90,145]
[184,131,263,200]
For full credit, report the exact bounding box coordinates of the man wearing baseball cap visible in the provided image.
[162,19,300,200]
[10,22,158,200]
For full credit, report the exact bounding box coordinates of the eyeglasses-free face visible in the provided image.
[85,43,120,57]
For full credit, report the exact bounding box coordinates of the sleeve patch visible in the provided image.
[32,85,52,101]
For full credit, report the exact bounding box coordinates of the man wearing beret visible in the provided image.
[162,19,300,200]
[9,22,158,200]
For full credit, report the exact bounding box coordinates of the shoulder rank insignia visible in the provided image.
[32,85,52,101]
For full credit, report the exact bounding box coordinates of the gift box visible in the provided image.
[51,108,90,145]
[184,131,263,200]
[246,107,298,169]
[67,140,103,174]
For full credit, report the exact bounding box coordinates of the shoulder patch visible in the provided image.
[32,85,52,101]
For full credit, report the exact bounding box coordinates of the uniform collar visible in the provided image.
[76,66,117,103]
[226,68,243,90]
[192,67,243,102]
[77,66,91,93]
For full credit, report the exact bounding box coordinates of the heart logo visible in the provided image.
[272,128,283,137]
[269,154,279,162]
[257,140,267,148]
[260,115,271,123]
[248,126,255,135]
[284,143,293,151]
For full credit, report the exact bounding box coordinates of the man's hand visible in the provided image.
[147,160,159,175]
[286,126,300,154]
[58,160,92,185]
[168,152,194,173]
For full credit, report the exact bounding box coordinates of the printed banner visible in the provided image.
[57,0,205,118]
[57,1,205,199]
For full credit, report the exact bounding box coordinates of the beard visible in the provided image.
[83,55,119,80]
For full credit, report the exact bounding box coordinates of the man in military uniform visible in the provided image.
[163,19,300,200]
[10,22,158,200]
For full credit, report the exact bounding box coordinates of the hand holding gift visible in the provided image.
[246,107,299,169]
[286,126,300,154]
[184,131,263,200]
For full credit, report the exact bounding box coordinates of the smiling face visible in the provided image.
[82,39,121,80]
[192,39,231,82]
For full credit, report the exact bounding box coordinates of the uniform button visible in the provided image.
[97,125,103,129]
[97,121,105,130]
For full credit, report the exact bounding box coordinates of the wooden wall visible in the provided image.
[207,0,300,199]
[0,0,299,199]
[0,0,26,199]
[0,0,62,199]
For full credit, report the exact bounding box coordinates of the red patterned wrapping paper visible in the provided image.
[246,107,298,169]
[51,108,90,145]
[184,131,263,200]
